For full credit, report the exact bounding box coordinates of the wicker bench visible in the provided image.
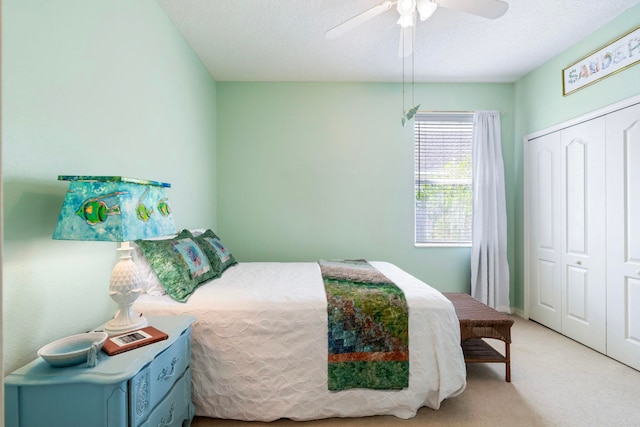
[444,293,514,382]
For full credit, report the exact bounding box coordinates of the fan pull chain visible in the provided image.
[402,31,406,120]
[401,40,420,127]
[412,47,415,107]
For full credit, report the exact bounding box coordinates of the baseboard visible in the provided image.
[511,307,526,319]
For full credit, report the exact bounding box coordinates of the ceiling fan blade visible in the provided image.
[416,0,438,21]
[436,0,508,19]
[326,0,395,39]
[398,22,415,57]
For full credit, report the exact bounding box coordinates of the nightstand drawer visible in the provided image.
[130,328,191,426]
[140,367,192,427]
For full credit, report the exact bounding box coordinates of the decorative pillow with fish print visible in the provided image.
[136,230,218,302]
[191,229,237,276]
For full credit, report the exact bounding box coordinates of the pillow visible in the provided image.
[135,230,217,302]
[132,233,178,296]
[190,228,207,236]
[192,229,237,275]
[132,229,214,296]
[132,246,165,296]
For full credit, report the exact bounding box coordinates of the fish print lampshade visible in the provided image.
[53,176,176,242]
[53,175,177,335]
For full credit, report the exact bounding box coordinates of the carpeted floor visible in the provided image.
[191,316,640,426]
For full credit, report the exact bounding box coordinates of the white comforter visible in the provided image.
[133,261,466,421]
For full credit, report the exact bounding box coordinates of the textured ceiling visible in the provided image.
[155,0,640,83]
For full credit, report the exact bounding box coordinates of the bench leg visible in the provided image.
[505,341,511,382]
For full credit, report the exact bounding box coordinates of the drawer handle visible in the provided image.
[157,357,179,382]
[157,402,175,427]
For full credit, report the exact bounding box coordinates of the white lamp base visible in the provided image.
[104,242,147,336]
[104,308,148,336]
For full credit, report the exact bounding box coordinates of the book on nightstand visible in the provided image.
[102,326,169,356]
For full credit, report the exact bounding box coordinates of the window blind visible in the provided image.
[414,112,474,245]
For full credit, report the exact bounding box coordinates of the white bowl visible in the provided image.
[38,332,108,368]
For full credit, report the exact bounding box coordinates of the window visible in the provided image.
[414,112,473,246]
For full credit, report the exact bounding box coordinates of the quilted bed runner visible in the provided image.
[319,259,409,391]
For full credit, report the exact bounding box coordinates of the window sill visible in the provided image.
[415,243,472,248]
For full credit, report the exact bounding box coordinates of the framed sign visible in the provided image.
[562,25,640,96]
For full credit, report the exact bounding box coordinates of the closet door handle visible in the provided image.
[576,261,582,265]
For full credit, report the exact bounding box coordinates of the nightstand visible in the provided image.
[5,315,195,427]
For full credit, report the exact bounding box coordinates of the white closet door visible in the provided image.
[527,131,562,331]
[606,103,640,371]
[559,117,606,353]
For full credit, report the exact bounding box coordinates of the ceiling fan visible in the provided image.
[326,0,509,57]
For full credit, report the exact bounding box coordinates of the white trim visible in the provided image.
[524,93,640,141]
[523,135,531,320]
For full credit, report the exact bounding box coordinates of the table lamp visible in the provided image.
[53,176,176,335]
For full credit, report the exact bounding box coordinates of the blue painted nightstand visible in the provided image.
[5,315,196,427]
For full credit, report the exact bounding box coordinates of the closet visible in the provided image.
[525,97,640,371]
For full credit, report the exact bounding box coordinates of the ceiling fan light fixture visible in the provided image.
[416,0,438,21]
[327,0,508,41]
[396,0,417,27]
[397,15,415,28]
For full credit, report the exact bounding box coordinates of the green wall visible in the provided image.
[216,82,515,298]
[512,5,640,311]
[2,0,217,373]
[3,0,639,376]
[216,4,640,316]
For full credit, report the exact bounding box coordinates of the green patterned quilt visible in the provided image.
[319,259,409,391]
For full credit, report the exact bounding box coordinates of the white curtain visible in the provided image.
[470,111,510,312]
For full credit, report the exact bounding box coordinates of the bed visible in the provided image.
[131,231,466,422]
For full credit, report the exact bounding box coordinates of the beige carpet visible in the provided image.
[192,316,640,426]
